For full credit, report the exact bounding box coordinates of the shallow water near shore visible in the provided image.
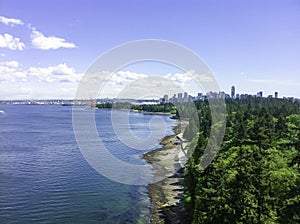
[0,104,177,224]
[143,121,190,224]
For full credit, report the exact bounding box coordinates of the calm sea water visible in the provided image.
[0,105,176,224]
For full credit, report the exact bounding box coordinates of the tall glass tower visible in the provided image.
[231,86,235,98]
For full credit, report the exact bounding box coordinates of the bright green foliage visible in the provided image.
[184,97,300,224]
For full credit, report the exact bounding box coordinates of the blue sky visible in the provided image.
[0,0,299,99]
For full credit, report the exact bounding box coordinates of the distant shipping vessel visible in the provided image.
[61,103,73,106]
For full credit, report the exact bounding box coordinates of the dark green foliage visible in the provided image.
[96,102,177,113]
[184,97,300,224]
[132,103,177,113]
[96,102,113,109]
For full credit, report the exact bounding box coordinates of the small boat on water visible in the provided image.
[62,103,73,106]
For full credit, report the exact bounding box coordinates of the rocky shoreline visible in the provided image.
[143,121,191,224]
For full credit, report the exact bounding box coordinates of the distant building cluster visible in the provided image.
[228,86,280,100]
[159,92,204,104]
[0,86,299,105]
[159,86,299,104]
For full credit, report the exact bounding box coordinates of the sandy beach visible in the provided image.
[143,120,191,224]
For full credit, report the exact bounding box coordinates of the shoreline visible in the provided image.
[143,120,191,224]
[94,108,175,116]
[131,109,172,115]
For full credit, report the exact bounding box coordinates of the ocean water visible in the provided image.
[0,105,176,224]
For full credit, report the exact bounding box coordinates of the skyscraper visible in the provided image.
[184,92,188,102]
[178,93,183,103]
[257,91,263,98]
[231,86,235,98]
[197,93,203,100]
[163,94,169,103]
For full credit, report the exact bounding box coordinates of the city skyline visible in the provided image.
[2,86,299,104]
[161,87,292,104]
[0,1,299,100]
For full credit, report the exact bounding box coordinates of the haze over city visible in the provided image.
[0,0,299,99]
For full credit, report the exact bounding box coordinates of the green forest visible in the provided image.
[184,97,300,223]
[96,102,177,114]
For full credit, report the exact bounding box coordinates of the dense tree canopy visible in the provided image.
[184,97,300,223]
[96,102,177,114]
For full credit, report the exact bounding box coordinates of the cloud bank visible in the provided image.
[0,33,25,50]
[0,61,82,84]
[0,61,205,99]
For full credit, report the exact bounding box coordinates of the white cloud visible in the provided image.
[0,84,32,99]
[0,67,208,99]
[31,29,76,50]
[108,71,148,86]
[165,72,193,83]
[0,60,25,83]
[196,74,214,83]
[75,70,150,99]
[0,16,24,26]
[0,61,83,99]
[93,70,208,98]
[94,71,196,99]
[0,60,19,68]
[163,71,216,95]
[28,63,82,83]
[0,33,25,50]
[164,70,213,83]
[112,76,184,99]
[80,70,148,86]
[0,19,76,51]
[0,61,82,84]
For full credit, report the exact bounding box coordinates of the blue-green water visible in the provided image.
[0,105,176,224]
